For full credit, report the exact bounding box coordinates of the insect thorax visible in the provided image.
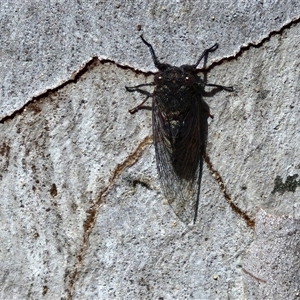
[154,66,200,113]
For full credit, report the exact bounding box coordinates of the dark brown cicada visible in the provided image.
[126,35,232,224]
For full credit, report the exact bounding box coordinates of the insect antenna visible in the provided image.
[192,43,219,69]
[191,43,234,92]
[140,35,169,71]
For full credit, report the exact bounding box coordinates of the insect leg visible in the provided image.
[205,83,233,92]
[126,85,153,114]
[126,85,152,97]
[126,83,154,91]
[201,97,214,119]
[126,83,154,114]
[128,95,151,114]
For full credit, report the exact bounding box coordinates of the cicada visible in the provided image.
[126,35,232,224]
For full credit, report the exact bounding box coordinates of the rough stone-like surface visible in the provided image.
[1,1,300,299]
[243,210,300,299]
[1,1,300,118]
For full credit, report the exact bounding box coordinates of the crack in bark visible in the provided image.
[2,15,300,125]
[0,58,150,124]
[0,57,95,124]
[242,267,267,283]
[65,136,152,299]
[204,15,300,72]
[204,155,255,228]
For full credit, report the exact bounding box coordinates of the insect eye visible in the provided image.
[154,75,164,85]
[184,75,194,85]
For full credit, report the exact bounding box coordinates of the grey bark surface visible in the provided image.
[0,1,300,299]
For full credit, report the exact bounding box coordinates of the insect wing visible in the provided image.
[152,93,208,224]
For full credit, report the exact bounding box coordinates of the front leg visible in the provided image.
[205,83,233,92]
[125,82,154,94]
[126,83,154,114]
[128,95,152,114]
